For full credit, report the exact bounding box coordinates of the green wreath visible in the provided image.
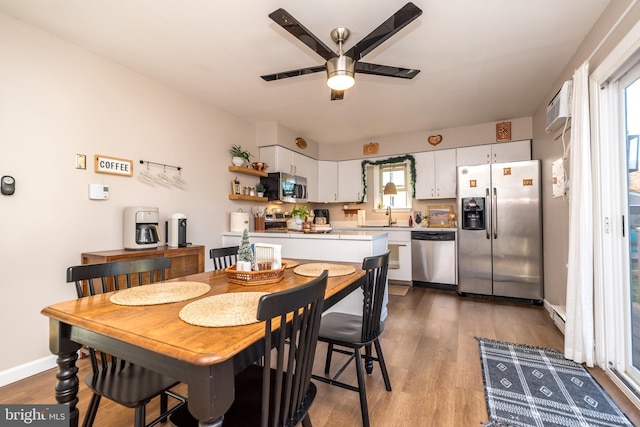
[359,154,416,203]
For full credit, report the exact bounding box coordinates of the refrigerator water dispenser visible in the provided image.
[461,197,485,230]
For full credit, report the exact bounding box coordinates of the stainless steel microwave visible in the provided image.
[260,172,307,203]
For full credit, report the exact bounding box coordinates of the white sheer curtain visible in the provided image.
[564,61,595,366]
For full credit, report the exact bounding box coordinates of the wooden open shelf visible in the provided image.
[228,194,268,202]
[343,208,359,217]
[228,166,267,177]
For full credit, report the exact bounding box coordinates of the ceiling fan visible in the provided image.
[261,2,423,101]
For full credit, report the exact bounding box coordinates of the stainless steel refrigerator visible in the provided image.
[457,160,543,301]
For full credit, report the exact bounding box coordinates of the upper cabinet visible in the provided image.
[316,161,338,202]
[259,146,311,175]
[337,160,363,202]
[456,140,531,166]
[259,145,318,200]
[414,149,457,199]
[301,156,318,202]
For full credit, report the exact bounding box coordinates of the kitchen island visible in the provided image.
[222,230,389,318]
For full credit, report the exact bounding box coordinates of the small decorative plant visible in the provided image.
[291,205,311,223]
[229,145,253,162]
[255,181,265,193]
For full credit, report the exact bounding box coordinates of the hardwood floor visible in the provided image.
[2,287,639,426]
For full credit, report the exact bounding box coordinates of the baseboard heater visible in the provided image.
[551,305,566,334]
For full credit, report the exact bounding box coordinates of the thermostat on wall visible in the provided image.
[88,183,109,200]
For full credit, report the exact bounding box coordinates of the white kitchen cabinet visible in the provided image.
[456,139,531,166]
[316,160,338,202]
[259,145,315,175]
[414,149,457,199]
[259,145,318,200]
[386,229,412,283]
[337,159,363,202]
[297,154,317,201]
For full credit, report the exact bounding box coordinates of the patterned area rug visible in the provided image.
[477,338,633,427]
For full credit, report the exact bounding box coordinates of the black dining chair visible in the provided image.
[169,270,328,427]
[311,251,392,427]
[209,246,239,270]
[66,257,186,427]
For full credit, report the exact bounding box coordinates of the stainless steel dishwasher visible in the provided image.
[411,230,457,288]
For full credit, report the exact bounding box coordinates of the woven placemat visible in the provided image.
[110,282,211,306]
[282,259,299,268]
[293,263,356,277]
[179,292,268,327]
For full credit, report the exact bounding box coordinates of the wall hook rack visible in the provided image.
[139,160,182,172]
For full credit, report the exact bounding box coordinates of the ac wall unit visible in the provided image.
[545,80,573,133]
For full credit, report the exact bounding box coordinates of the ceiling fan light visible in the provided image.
[326,56,355,90]
[327,74,355,90]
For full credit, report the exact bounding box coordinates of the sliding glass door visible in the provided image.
[622,61,640,385]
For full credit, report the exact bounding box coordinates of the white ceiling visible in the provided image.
[0,0,611,145]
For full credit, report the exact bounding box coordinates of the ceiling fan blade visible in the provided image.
[261,65,326,82]
[355,62,420,79]
[330,89,344,101]
[269,8,337,61]
[345,2,422,61]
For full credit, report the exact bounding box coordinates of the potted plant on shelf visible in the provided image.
[291,205,311,229]
[229,145,253,167]
[255,181,265,197]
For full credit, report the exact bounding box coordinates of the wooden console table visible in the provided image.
[81,245,205,280]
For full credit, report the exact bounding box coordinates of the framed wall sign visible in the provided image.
[363,143,379,155]
[94,155,133,176]
[496,121,512,142]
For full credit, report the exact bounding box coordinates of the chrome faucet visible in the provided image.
[386,205,396,226]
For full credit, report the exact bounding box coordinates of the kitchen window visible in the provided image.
[374,162,412,210]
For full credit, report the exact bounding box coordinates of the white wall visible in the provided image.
[0,13,259,376]
[531,1,640,309]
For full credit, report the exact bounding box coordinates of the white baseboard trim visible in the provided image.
[0,355,58,387]
[543,299,566,335]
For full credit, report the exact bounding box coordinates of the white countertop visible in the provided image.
[333,226,457,232]
[222,230,388,241]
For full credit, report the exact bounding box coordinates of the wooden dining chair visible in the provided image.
[169,270,329,427]
[66,257,186,427]
[209,246,239,270]
[311,251,392,427]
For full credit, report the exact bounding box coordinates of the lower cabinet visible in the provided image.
[386,230,412,283]
[81,245,205,280]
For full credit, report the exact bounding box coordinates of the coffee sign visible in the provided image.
[94,155,133,176]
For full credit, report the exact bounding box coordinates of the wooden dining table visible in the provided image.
[41,261,365,427]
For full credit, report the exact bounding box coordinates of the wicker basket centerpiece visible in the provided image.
[225,263,286,286]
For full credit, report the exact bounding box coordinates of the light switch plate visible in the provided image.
[76,154,86,170]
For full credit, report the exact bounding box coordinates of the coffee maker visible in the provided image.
[313,209,330,225]
[124,206,161,249]
[167,213,187,247]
